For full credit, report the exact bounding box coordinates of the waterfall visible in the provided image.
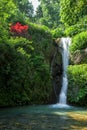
[52,37,71,108]
[59,37,71,104]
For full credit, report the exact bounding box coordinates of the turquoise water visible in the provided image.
[0,105,87,130]
[0,105,87,116]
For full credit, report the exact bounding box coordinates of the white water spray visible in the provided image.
[52,37,71,108]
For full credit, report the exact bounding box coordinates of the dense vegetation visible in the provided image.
[60,0,87,26]
[68,65,87,106]
[35,0,60,28]
[0,0,54,107]
[0,0,87,107]
[70,31,87,53]
[60,0,87,106]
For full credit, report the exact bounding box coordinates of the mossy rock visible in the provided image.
[70,48,87,64]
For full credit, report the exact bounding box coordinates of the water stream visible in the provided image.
[52,37,71,108]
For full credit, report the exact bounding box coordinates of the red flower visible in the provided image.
[10,22,29,34]
[23,25,28,31]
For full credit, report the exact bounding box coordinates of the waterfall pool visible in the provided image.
[0,105,87,130]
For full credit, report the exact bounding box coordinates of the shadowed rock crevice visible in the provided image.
[50,39,63,103]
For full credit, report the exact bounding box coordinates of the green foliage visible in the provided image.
[0,0,53,107]
[79,15,87,25]
[70,31,87,53]
[0,37,33,106]
[0,25,9,44]
[9,11,28,25]
[60,0,87,26]
[51,27,65,38]
[14,0,34,18]
[0,36,52,106]
[35,5,43,20]
[35,0,60,28]
[26,55,52,104]
[27,22,53,59]
[0,19,53,106]
[65,24,87,37]
[67,64,87,106]
[63,0,87,107]
[29,23,51,37]
[65,15,87,36]
[0,0,17,23]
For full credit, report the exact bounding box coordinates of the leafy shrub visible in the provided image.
[67,64,87,106]
[0,42,52,106]
[26,55,52,104]
[65,24,87,36]
[0,0,17,23]
[0,39,33,106]
[0,24,10,44]
[0,22,53,107]
[70,31,87,53]
[28,22,51,37]
[26,22,53,60]
[0,1,53,107]
[79,15,87,25]
[51,27,65,38]
[60,0,87,26]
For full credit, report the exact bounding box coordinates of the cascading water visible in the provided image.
[52,37,71,108]
[59,38,71,104]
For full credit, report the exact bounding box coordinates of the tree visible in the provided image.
[35,5,43,19]
[14,0,34,18]
[35,0,60,28]
[0,0,17,23]
[60,0,87,26]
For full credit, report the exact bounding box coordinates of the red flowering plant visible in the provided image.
[10,22,31,39]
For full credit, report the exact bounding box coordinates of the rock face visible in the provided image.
[70,48,87,64]
[50,39,63,103]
